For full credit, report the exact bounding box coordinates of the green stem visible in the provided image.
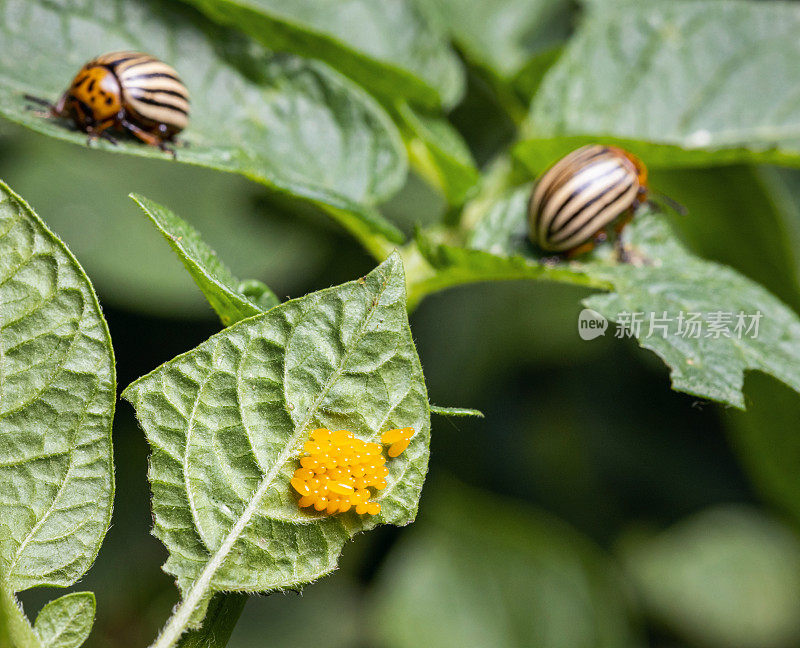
[0,587,41,648]
[402,154,524,310]
[174,593,247,648]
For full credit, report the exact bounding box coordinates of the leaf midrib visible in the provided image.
[150,270,392,648]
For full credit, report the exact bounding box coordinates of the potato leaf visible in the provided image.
[181,0,465,109]
[0,0,406,246]
[415,0,572,82]
[417,187,800,409]
[33,593,95,648]
[0,181,115,646]
[517,0,800,170]
[394,101,480,207]
[131,194,278,327]
[122,253,430,646]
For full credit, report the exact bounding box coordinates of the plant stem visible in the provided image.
[174,594,247,648]
[0,587,41,648]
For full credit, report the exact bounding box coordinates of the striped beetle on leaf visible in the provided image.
[26,51,189,156]
[528,145,652,260]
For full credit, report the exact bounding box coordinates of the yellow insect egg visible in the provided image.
[381,428,405,444]
[290,477,310,495]
[388,440,410,457]
[353,488,370,504]
[329,482,355,496]
[310,428,331,441]
[332,429,351,444]
[383,427,414,457]
[293,467,314,481]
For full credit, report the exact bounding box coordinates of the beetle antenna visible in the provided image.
[650,189,688,216]
[23,94,52,108]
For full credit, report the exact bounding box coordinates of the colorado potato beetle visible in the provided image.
[528,145,648,257]
[26,51,189,154]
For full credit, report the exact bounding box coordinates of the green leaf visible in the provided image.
[651,166,800,314]
[122,253,430,646]
[416,0,572,82]
[370,481,639,648]
[515,136,800,177]
[429,405,483,418]
[417,186,800,409]
[0,0,406,246]
[620,506,800,648]
[0,181,115,592]
[33,593,95,648]
[131,194,278,327]
[518,0,800,169]
[727,374,800,524]
[181,0,465,109]
[713,167,800,528]
[395,102,480,207]
[0,181,114,648]
[0,126,331,318]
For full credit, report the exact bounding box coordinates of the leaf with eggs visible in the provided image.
[122,253,430,645]
[0,0,406,249]
[516,0,800,173]
[180,0,465,110]
[416,186,800,409]
[0,180,115,647]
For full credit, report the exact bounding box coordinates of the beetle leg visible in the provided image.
[99,130,118,145]
[614,207,636,235]
[614,239,631,263]
[23,95,55,117]
[540,255,562,266]
[566,240,597,259]
[85,118,117,146]
[23,95,63,120]
[120,119,176,157]
[159,141,178,160]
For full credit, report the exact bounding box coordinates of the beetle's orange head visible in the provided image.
[66,64,123,124]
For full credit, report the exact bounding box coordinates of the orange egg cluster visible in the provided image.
[291,427,415,516]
